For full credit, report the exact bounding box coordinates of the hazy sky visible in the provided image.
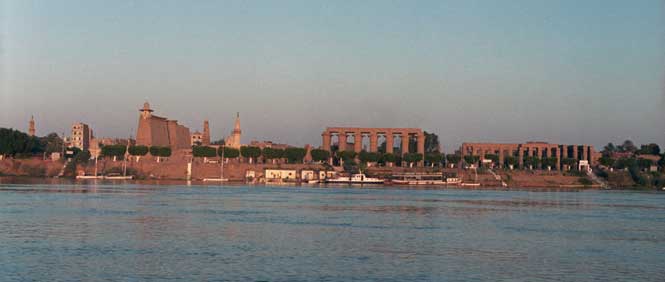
[2,0,664,151]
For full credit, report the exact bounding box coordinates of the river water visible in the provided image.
[0,179,664,281]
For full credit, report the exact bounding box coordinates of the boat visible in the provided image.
[325,173,384,184]
[76,175,102,180]
[306,180,320,184]
[203,178,229,182]
[103,174,133,180]
[391,173,461,185]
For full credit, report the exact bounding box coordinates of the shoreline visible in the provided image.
[1,175,656,191]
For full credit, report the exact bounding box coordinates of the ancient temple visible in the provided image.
[135,102,191,150]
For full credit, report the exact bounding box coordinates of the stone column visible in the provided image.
[339,133,347,152]
[385,132,394,154]
[498,148,505,168]
[573,145,578,161]
[555,147,561,170]
[416,134,425,155]
[322,132,331,151]
[518,148,524,168]
[354,131,362,153]
[417,133,425,167]
[369,133,378,152]
[582,145,588,161]
[401,133,409,155]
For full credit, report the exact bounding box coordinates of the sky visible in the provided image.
[2,0,664,151]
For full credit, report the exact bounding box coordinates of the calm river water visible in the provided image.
[1,179,664,281]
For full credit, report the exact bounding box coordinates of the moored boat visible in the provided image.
[325,173,384,184]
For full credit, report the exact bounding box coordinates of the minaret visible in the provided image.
[229,112,242,148]
[28,116,36,137]
[202,120,211,145]
[140,102,154,119]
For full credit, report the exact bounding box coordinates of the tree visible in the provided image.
[240,146,261,163]
[262,147,284,164]
[158,147,172,157]
[101,145,126,161]
[598,156,615,167]
[524,156,541,169]
[358,151,380,164]
[637,158,653,170]
[504,156,518,168]
[128,145,149,156]
[463,155,480,165]
[542,157,558,169]
[150,146,171,162]
[612,157,636,170]
[446,154,461,167]
[192,146,217,158]
[403,153,423,167]
[0,128,43,157]
[219,147,239,159]
[310,149,330,163]
[336,150,357,161]
[637,143,661,155]
[39,133,63,155]
[659,154,665,168]
[425,153,444,167]
[284,147,307,164]
[484,154,499,165]
[618,140,637,153]
[74,150,91,164]
[423,131,440,153]
[602,143,617,157]
[382,153,397,166]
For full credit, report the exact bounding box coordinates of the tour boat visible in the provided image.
[325,173,384,184]
[391,173,461,185]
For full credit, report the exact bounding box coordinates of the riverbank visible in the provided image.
[0,158,625,189]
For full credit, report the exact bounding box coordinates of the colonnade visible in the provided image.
[461,142,597,169]
[322,127,425,156]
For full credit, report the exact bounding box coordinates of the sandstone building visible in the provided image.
[460,142,600,170]
[71,123,93,151]
[136,102,191,150]
[191,120,211,146]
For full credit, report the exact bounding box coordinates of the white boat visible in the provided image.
[391,173,461,185]
[76,175,102,180]
[203,178,229,182]
[306,180,320,184]
[326,173,384,184]
[104,175,133,180]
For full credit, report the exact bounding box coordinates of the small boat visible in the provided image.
[326,173,384,184]
[460,182,481,187]
[103,174,133,180]
[76,175,102,180]
[306,180,320,184]
[203,178,229,182]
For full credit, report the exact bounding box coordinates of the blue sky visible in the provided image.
[2,0,664,151]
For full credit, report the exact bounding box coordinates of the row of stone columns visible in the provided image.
[461,143,595,169]
[322,129,425,156]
